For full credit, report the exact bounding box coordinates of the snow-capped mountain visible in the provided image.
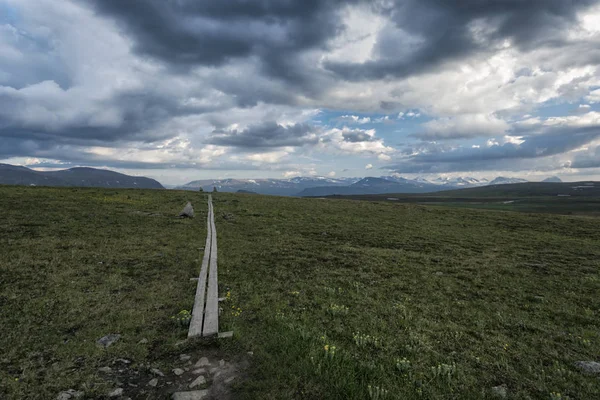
[489,176,529,185]
[175,176,354,196]
[176,175,533,196]
[430,176,488,186]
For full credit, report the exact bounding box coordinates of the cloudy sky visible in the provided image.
[1,0,600,184]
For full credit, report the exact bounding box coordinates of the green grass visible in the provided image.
[214,194,600,399]
[1,187,599,399]
[0,186,209,399]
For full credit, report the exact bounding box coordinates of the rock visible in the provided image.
[151,368,165,377]
[193,368,206,375]
[171,390,209,400]
[179,202,194,218]
[209,367,218,374]
[195,357,210,367]
[98,367,112,373]
[56,389,84,400]
[173,368,185,376]
[224,376,235,384]
[116,358,131,364]
[574,361,600,375]
[247,351,254,356]
[148,378,158,387]
[189,375,207,388]
[97,334,121,348]
[138,338,148,344]
[491,384,508,398]
[108,388,124,397]
[219,360,225,367]
[180,354,191,361]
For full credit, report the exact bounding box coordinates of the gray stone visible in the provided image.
[173,368,185,376]
[56,389,84,400]
[151,368,165,377]
[171,391,209,400]
[116,358,131,364]
[574,361,600,375]
[195,357,210,367]
[148,378,158,387]
[219,359,225,367]
[98,366,112,373]
[491,384,508,398]
[193,368,206,375]
[224,376,235,384]
[189,375,206,388]
[97,334,121,348]
[108,388,124,397]
[138,338,148,344]
[180,354,191,361]
[179,202,194,218]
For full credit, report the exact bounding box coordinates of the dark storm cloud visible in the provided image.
[85,0,356,88]
[207,121,318,148]
[0,87,223,150]
[571,146,600,168]
[326,0,598,80]
[386,125,600,173]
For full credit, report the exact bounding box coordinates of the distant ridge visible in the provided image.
[542,176,562,183]
[0,164,163,189]
[489,176,529,185]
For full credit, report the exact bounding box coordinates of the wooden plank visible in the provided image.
[203,197,219,336]
[187,195,213,338]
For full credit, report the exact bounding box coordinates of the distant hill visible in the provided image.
[543,176,562,183]
[0,164,163,189]
[435,181,600,197]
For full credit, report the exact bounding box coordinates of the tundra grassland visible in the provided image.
[0,186,211,399]
[214,193,599,399]
[1,186,599,399]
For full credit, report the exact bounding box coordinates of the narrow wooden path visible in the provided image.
[188,195,219,338]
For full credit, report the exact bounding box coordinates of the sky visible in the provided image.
[1,0,600,185]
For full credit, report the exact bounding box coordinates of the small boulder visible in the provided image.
[195,357,210,367]
[172,390,209,400]
[179,202,194,218]
[56,389,84,400]
[148,378,158,387]
[151,368,165,377]
[108,388,124,397]
[97,334,121,348]
[98,367,112,373]
[189,375,206,388]
[180,354,191,361]
[491,384,508,398]
[173,368,185,376]
[574,361,600,375]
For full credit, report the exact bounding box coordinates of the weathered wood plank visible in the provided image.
[203,197,219,337]
[187,195,213,338]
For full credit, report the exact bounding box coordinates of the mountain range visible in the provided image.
[177,175,559,196]
[0,163,565,195]
[0,164,164,189]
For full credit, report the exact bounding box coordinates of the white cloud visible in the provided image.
[419,113,509,139]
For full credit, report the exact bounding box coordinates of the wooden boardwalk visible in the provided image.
[188,195,219,338]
